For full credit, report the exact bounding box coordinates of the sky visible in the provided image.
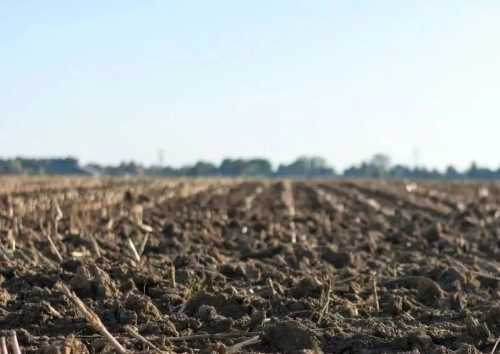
[1,1,500,171]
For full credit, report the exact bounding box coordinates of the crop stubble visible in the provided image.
[0,177,499,353]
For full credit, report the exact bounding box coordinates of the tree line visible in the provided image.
[0,154,498,179]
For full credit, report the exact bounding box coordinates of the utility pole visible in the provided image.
[158,149,164,167]
[413,146,419,168]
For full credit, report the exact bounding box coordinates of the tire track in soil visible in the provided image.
[312,181,449,281]
[341,180,453,221]
[315,181,392,232]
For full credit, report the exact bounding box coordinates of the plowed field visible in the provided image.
[0,177,499,354]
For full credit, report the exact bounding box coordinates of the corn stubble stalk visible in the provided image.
[56,282,127,354]
[7,230,14,252]
[372,277,379,311]
[317,278,332,323]
[41,221,63,262]
[52,197,63,240]
[267,278,276,298]
[168,265,176,288]
[123,325,166,354]
[226,335,260,354]
[0,337,8,354]
[492,336,500,354]
[127,237,141,262]
[89,233,102,258]
[138,232,149,258]
[10,331,20,354]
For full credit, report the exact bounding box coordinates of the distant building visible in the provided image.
[43,159,101,176]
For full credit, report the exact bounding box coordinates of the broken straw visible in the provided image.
[56,282,127,354]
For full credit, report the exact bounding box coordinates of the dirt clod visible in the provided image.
[424,222,443,243]
[464,315,490,342]
[263,320,316,352]
[383,294,403,315]
[38,335,89,354]
[417,277,444,304]
[69,262,120,299]
[124,293,162,320]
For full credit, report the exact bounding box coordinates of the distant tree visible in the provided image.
[390,164,409,179]
[370,153,391,178]
[242,158,273,176]
[219,159,246,176]
[9,159,22,174]
[275,156,334,177]
[188,161,219,176]
[445,165,461,179]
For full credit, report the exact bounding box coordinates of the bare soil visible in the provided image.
[0,177,499,354]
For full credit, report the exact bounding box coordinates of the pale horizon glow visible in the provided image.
[1,1,499,171]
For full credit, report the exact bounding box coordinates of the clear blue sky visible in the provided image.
[1,1,499,171]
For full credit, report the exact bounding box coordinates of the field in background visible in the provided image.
[0,177,499,353]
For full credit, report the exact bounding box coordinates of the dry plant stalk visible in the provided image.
[164,332,261,342]
[311,339,323,354]
[0,337,8,354]
[177,302,187,314]
[53,198,63,221]
[267,278,276,298]
[123,325,166,354]
[127,237,141,262]
[7,203,13,220]
[168,265,176,288]
[47,236,63,262]
[40,221,63,261]
[372,277,379,311]
[132,205,143,225]
[138,232,149,258]
[17,216,24,234]
[52,198,63,239]
[88,233,102,258]
[138,223,153,233]
[43,223,63,263]
[69,202,78,233]
[106,217,114,231]
[10,331,20,354]
[318,278,332,323]
[56,282,127,354]
[7,230,14,252]
[492,336,500,354]
[226,335,260,354]
[11,217,18,238]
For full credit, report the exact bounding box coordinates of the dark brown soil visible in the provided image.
[0,177,499,354]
